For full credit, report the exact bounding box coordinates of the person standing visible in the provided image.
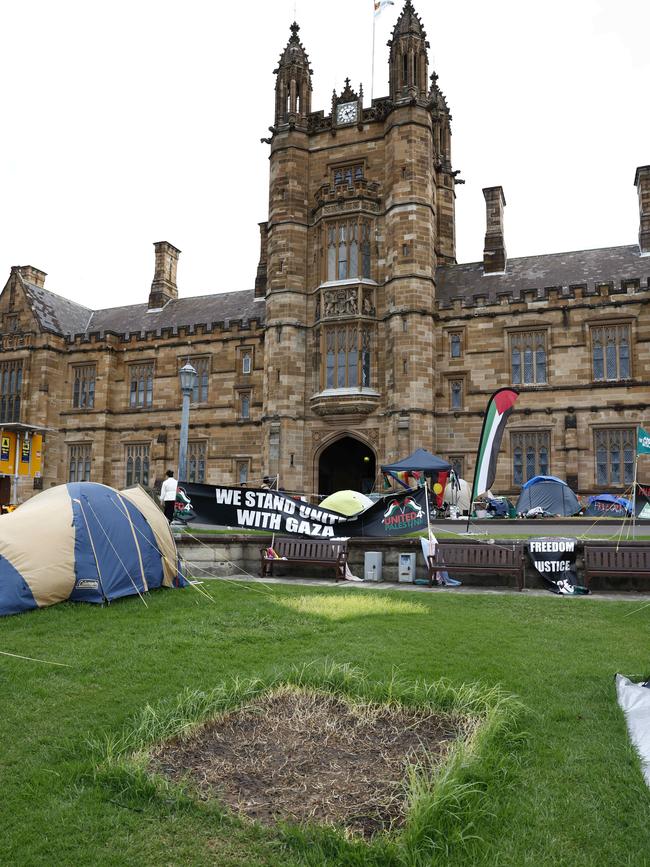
[159,469,178,523]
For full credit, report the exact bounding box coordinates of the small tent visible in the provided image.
[381,448,451,475]
[515,475,581,517]
[584,494,632,518]
[443,478,471,513]
[319,490,374,516]
[381,449,452,507]
[0,483,184,617]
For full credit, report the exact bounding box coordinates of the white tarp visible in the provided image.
[615,674,650,787]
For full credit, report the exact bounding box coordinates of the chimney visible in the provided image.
[15,266,47,288]
[634,165,650,256]
[482,186,507,274]
[254,222,268,298]
[148,241,180,309]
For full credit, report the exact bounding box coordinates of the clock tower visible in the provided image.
[333,79,363,128]
[260,1,458,498]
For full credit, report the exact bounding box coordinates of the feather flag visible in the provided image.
[470,388,519,502]
[374,0,394,16]
[638,427,650,455]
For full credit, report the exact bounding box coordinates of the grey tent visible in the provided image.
[515,475,581,517]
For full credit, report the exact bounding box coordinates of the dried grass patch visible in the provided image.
[94,664,523,861]
[149,685,472,838]
[275,593,428,620]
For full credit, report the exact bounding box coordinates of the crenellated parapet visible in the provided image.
[436,246,650,312]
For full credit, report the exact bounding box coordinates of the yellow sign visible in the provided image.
[0,432,16,475]
[0,432,43,477]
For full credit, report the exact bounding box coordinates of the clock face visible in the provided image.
[336,101,358,125]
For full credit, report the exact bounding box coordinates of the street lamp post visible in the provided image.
[178,362,197,482]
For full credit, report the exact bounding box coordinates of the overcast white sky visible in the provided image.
[1,0,649,309]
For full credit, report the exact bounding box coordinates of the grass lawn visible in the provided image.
[1,581,649,866]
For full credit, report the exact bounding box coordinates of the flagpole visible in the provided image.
[371,11,376,103]
[424,476,431,539]
[632,425,639,538]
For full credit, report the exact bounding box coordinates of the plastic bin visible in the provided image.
[398,552,417,583]
[364,551,383,582]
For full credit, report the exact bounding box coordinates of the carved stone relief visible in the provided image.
[362,287,376,317]
[323,288,358,317]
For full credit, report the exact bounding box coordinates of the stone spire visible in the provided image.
[273,22,313,127]
[388,1,430,102]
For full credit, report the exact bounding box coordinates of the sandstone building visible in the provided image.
[1,0,649,506]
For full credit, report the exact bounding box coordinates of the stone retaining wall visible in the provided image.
[175,534,649,592]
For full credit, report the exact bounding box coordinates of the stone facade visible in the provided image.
[1,1,649,505]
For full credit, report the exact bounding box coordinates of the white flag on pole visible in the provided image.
[374,0,394,16]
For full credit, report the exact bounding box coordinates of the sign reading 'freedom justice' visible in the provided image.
[526,537,579,591]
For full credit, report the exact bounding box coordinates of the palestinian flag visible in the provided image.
[471,388,519,500]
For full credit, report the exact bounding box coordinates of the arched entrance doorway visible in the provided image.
[318,436,376,497]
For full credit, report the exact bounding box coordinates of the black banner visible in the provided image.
[180,483,429,538]
[526,537,586,594]
[635,483,650,519]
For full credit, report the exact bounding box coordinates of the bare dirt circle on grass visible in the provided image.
[149,687,465,837]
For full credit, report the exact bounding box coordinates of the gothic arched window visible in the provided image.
[511,431,550,485]
[594,428,634,486]
[510,332,547,385]
[125,443,149,487]
[322,325,372,390]
[325,218,373,282]
[591,325,631,381]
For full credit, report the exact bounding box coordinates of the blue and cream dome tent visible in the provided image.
[0,482,185,618]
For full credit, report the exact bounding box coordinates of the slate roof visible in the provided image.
[87,291,264,337]
[436,244,650,307]
[22,282,92,335]
[20,244,650,336]
[21,281,265,338]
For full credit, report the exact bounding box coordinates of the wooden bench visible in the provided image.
[583,544,650,589]
[427,541,526,591]
[260,537,348,582]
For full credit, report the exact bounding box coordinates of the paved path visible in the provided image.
[198,572,650,603]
